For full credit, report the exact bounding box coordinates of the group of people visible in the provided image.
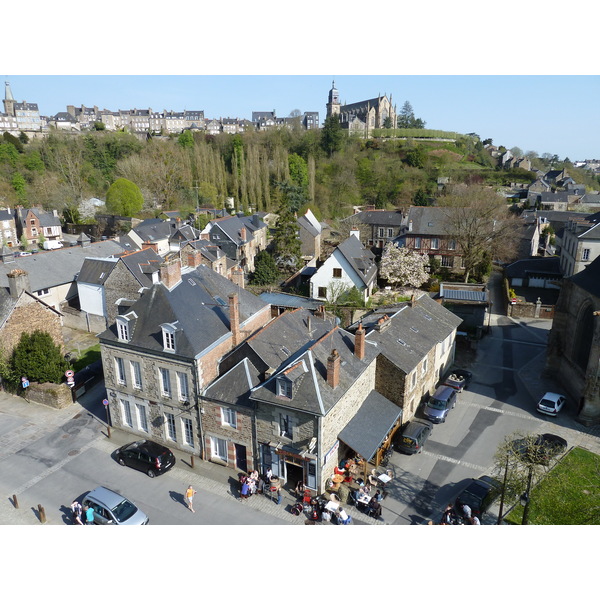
[239,469,282,503]
[440,503,481,525]
[70,500,95,525]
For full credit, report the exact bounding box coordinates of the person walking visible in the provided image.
[84,503,95,525]
[71,500,83,525]
[185,485,197,512]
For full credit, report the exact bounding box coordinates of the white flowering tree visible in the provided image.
[379,244,430,288]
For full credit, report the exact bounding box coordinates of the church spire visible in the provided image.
[5,81,14,101]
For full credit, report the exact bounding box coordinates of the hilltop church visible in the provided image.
[326,80,396,135]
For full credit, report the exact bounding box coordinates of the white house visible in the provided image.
[76,257,119,317]
[310,231,377,303]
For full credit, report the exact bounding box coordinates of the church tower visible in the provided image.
[326,80,340,118]
[4,81,15,116]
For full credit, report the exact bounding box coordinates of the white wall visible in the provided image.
[310,249,369,302]
[77,282,106,316]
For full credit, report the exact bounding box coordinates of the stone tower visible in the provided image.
[4,81,15,116]
[326,80,340,118]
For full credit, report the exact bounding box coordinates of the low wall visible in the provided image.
[25,382,73,409]
[61,307,106,334]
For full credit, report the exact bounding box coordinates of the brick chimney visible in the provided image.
[142,240,159,253]
[230,265,245,289]
[327,349,340,388]
[240,227,247,242]
[186,247,203,269]
[229,293,240,346]
[160,254,182,290]
[354,323,365,360]
[8,269,30,299]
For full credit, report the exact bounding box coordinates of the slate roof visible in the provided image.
[569,255,600,297]
[405,206,453,236]
[297,212,321,238]
[259,292,324,310]
[251,326,378,416]
[0,240,124,293]
[203,358,260,408]
[77,257,119,285]
[356,293,463,374]
[338,390,402,461]
[345,210,405,227]
[21,208,61,228]
[118,248,162,286]
[185,239,226,262]
[132,219,174,241]
[0,209,13,222]
[335,235,377,286]
[98,265,269,359]
[504,257,562,279]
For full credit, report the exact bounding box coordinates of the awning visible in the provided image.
[338,390,402,462]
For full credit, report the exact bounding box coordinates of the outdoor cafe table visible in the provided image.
[356,493,371,509]
[324,500,339,512]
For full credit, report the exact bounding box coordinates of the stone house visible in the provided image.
[559,218,600,277]
[309,232,377,303]
[546,255,600,425]
[0,269,64,358]
[98,259,272,457]
[342,209,406,252]
[0,208,18,248]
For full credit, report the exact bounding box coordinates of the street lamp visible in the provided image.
[520,466,534,525]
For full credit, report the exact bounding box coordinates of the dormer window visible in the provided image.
[161,323,178,352]
[277,377,293,399]
[116,316,130,342]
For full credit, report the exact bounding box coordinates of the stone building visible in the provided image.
[546,255,600,425]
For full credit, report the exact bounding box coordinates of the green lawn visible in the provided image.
[504,447,600,525]
[70,343,101,372]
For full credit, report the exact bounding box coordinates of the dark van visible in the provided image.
[423,385,458,424]
[393,419,433,454]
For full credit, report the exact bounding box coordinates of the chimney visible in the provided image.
[186,247,203,269]
[160,254,182,290]
[327,349,340,389]
[229,293,240,346]
[230,265,245,289]
[408,220,413,232]
[142,240,159,253]
[315,304,326,320]
[240,227,247,242]
[354,323,365,360]
[8,269,30,299]
[350,228,360,241]
[253,214,260,228]
[410,293,417,307]
[307,316,312,335]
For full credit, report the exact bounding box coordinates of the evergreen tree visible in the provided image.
[252,250,279,285]
[11,330,70,384]
[272,191,302,274]
[321,114,344,156]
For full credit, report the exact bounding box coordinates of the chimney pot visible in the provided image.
[327,348,340,388]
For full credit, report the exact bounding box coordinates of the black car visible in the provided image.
[442,369,473,392]
[512,433,568,465]
[115,440,176,478]
[393,420,432,455]
[454,475,501,518]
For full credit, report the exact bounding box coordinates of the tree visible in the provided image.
[251,250,279,285]
[320,114,344,157]
[438,185,520,282]
[271,192,302,274]
[397,101,426,129]
[93,121,106,131]
[178,130,194,149]
[105,177,144,216]
[11,330,70,384]
[383,116,394,129]
[379,244,430,288]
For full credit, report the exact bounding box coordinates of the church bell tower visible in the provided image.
[326,80,340,118]
[4,81,15,116]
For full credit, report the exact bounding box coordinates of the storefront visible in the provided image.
[260,444,318,491]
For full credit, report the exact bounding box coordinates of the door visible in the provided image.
[235,444,247,472]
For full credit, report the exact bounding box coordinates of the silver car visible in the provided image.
[423,385,457,424]
[82,486,149,525]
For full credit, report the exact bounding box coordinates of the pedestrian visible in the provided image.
[471,515,481,525]
[461,503,472,520]
[185,485,197,513]
[277,487,282,505]
[84,503,94,525]
[440,503,454,525]
[71,500,83,525]
[240,480,249,501]
[265,467,272,483]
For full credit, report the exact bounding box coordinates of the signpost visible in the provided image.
[65,370,75,388]
[102,399,111,438]
[21,377,29,389]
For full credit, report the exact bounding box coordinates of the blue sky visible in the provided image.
[3,74,598,161]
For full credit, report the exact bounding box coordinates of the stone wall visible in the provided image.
[61,306,106,333]
[25,382,72,409]
[104,261,147,324]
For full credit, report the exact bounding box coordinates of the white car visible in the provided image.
[536,392,567,417]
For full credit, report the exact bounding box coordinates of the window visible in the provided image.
[411,371,417,390]
[448,239,457,251]
[431,238,439,250]
[378,228,385,237]
[279,413,292,439]
[318,287,327,298]
[159,367,171,397]
[117,318,129,341]
[131,361,142,390]
[165,413,177,441]
[422,357,428,375]
[441,255,453,267]
[36,288,50,297]
[583,248,590,261]
[221,407,237,428]
[121,399,133,428]
[177,372,189,402]
[414,237,421,249]
[182,417,194,447]
[332,268,342,278]
[115,357,126,385]
[162,328,176,352]
[387,228,393,238]
[277,378,292,398]
[211,437,228,461]
[136,404,148,432]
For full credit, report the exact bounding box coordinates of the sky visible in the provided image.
[2,74,599,161]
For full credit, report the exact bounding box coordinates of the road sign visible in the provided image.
[65,370,74,378]
[21,377,27,382]
[22,380,29,389]
[102,399,109,406]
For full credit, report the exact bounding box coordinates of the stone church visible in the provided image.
[326,80,396,135]
[545,255,600,425]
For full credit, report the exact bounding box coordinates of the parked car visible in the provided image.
[115,439,176,478]
[393,419,433,455]
[454,475,501,518]
[512,433,568,464]
[423,385,457,424]
[442,369,472,392]
[536,392,567,417]
[82,486,149,525]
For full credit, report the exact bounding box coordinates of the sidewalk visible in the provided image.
[0,388,383,525]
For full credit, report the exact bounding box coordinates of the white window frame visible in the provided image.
[115,357,126,385]
[422,357,428,375]
[131,361,142,390]
[411,371,417,390]
[431,238,439,250]
[161,324,177,352]
[448,239,457,251]
[182,417,194,447]
[116,317,129,342]
[582,248,590,261]
[121,398,133,428]
[177,372,189,403]
[277,378,292,398]
[136,404,148,432]
[165,412,177,442]
[279,413,293,440]
[414,237,421,249]
[221,407,237,428]
[159,367,171,397]
[211,437,228,461]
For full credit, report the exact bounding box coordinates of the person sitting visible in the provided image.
[336,508,351,525]
[334,465,346,476]
[295,480,305,498]
[265,468,272,482]
[373,489,383,503]
[367,498,382,519]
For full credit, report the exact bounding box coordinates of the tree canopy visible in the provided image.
[379,244,430,288]
[105,177,144,216]
[11,330,70,384]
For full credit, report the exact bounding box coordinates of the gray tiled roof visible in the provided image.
[119,248,162,286]
[405,206,453,236]
[99,265,268,359]
[77,257,118,285]
[0,240,124,293]
[504,257,562,279]
[569,255,600,297]
[335,235,377,286]
[203,358,260,408]
[345,210,405,227]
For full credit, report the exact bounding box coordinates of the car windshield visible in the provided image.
[540,399,556,408]
[111,499,138,523]
[428,398,447,410]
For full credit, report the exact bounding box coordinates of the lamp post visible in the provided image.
[520,466,534,525]
[496,453,510,525]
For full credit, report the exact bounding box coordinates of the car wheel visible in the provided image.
[147,469,156,478]
[118,457,126,466]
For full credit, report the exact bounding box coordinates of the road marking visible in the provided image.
[459,399,543,422]
[421,450,487,472]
